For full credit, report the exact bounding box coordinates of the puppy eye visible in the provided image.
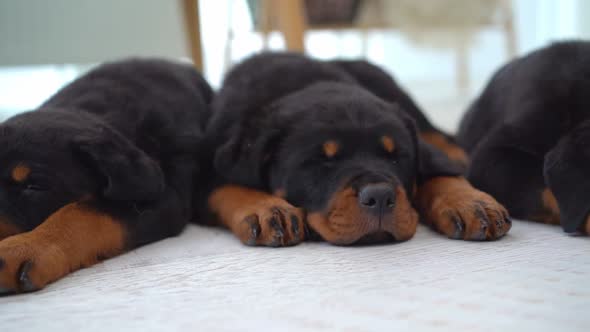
[24,184,46,191]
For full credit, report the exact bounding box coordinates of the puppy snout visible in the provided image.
[358,183,395,217]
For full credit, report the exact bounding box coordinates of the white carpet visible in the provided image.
[0,221,588,332]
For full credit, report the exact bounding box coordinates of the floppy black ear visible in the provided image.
[73,127,165,201]
[213,122,281,189]
[398,109,462,185]
[544,134,590,233]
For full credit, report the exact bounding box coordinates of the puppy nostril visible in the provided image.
[386,197,395,208]
[365,198,377,207]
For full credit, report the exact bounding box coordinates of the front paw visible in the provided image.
[0,239,47,294]
[234,199,306,247]
[424,186,511,240]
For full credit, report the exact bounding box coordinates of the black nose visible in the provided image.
[358,183,395,216]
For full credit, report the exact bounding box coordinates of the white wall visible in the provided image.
[198,0,589,88]
[0,0,188,65]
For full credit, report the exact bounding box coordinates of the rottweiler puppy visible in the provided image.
[328,60,469,169]
[204,52,510,246]
[458,41,590,235]
[0,58,212,293]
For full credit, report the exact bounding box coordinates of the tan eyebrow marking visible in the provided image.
[323,140,339,158]
[11,164,31,183]
[381,136,395,153]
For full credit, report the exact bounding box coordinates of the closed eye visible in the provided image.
[25,184,47,191]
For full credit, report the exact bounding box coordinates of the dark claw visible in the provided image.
[18,261,36,292]
[0,259,12,294]
[450,214,465,239]
[269,217,284,237]
[243,215,260,246]
[473,206,490,240]
[268,216,285,247]
[290,215,300,238]
[0,287,13,295]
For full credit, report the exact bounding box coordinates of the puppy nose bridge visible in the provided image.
[358,183,396,218]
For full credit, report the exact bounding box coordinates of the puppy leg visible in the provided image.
[0,188,188,294]
[416,176,511,240]
[468,145,559,225]
[208,185,306,247]
[0,202,126,293]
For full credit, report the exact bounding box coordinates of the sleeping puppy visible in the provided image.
[205,52,510,246]
[328,60,469,170]
[0,59,212,293]
[457,41,590,234]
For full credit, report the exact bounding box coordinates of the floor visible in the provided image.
[0,67,588,331]
[0,221,588,332]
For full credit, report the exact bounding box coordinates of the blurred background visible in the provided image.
[0,0,587,132]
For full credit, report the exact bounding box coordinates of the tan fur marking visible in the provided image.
[11,164,30,183]
[420,132,469,167]
[381,136,395,153]
[307,185,418,245]
[533,188,561,225]
[0,202,126,292]
[208,185,305,246]
[416,176,510,240]
[323,140,339,158]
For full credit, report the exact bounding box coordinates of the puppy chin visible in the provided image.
[306,186,418,245]
[353,231,395,245]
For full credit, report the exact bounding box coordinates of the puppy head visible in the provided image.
[215,83,460,244]
[544,121,590,233]
[0,110,164,231]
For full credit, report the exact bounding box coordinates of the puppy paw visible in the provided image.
[0,239,49,294]
[234,200,306,247]
[430,193,511,240]
[418,177,511,241]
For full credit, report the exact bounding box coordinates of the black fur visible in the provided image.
[205,52,461,242]
[457,41,590,232]
[0,58,212,245]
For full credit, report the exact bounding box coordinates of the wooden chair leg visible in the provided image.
[276,0,307,52]
[259,0,272,50]
[181,0,203,70]
[502,0,517,58]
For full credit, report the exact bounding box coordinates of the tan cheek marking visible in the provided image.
[381,136,395,153]
[11,164,31,183]
[307,188,368,245]
[323,140,339,158]
[389,186,418,241]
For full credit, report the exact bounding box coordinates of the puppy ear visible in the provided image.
[398,108,462,184]
[544,134,590,232]
[213,123,281,189]
[73,127,165,201]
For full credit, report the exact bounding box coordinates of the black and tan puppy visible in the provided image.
[329,60,469,169]
[0,59,212,293]
[458,41,590,235]
[205,52,510,246]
